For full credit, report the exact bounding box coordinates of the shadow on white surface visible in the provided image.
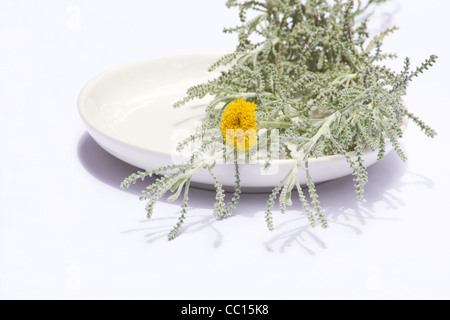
[121,213,226,246]
[77,132,434,253]
[77,132,224,244]
[264,153,434,254]
[77,132,155,194]
[77,132,217,206]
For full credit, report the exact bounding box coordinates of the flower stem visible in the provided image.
[259,121,292,129]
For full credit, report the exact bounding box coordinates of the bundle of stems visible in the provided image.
[122,0,437,240]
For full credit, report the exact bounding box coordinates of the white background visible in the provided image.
[1,0,449,300]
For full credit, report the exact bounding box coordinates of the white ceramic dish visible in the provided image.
[78,52,394,192]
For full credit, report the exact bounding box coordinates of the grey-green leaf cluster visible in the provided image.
[122,0,437,240]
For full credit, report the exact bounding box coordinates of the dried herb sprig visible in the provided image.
[122,0,437,239]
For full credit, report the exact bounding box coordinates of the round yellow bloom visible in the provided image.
[220,98,258,151]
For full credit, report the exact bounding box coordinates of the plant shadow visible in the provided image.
[77,132,229,246]
[77,132,217,208]
[77,132,434,253]
[263,151,435,255]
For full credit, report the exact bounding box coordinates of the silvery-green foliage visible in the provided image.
[122,0,437,239]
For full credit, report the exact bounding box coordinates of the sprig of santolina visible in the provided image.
[122,0,437,239]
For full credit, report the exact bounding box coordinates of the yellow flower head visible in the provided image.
[220,97,258,151]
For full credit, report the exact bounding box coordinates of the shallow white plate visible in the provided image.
[78,52,393,192]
